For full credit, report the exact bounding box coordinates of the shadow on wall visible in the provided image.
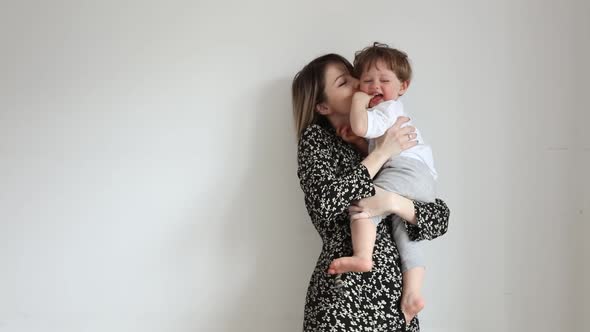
[212,78,319,331]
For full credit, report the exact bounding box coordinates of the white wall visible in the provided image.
[0,1,586,331]
[575,0,590,330]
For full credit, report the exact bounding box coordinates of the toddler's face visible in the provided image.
[359,59,405,108]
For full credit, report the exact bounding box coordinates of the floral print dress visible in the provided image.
[297,123,450,332]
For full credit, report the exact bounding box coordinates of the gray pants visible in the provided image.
[370,156,436,272]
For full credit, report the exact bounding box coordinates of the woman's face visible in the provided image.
[321,63,359,116]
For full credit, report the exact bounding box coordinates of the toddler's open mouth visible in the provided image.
[369,94,384,108]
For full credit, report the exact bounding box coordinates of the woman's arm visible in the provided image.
[405,199,450,241]
[349,189,450,241]
[361,116,417,178]
[297,125,375,221]
[297,119,418,221]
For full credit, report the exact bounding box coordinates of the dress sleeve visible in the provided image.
[297,125,376,221]
[405,199,450,241]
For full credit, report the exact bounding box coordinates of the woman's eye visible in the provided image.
[339,80,347,87]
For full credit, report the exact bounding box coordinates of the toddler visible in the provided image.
[329,43,438,324]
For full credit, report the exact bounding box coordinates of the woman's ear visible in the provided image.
[398,80,411,96]
[315,102,331,115]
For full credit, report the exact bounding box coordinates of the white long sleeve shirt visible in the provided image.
[365,99,438,179]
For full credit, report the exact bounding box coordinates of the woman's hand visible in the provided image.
[372,116,417,159]
[360,116,417,178]
[350,187,417,224]
[349,187,395,220]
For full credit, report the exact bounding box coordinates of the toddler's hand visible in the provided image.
[352,91,372,109]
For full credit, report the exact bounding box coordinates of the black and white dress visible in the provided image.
[297,123,450,332]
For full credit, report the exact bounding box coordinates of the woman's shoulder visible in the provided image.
[301,123,331,139]
[299,123,336,147]
[297,124,339,168]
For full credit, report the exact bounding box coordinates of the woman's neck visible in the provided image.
[327,114,368,157]
[327,114,349,133]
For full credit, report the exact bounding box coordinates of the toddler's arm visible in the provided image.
[350,91,372,137]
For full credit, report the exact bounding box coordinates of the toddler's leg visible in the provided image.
[401,267,425,325]
[328,217,376,275]
[374,157,434,324]
[392,217,426,325]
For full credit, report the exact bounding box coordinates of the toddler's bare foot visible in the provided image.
[327,256,373,275]
[401,291,425,325]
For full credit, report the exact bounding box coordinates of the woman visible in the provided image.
[292,53,450,332]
